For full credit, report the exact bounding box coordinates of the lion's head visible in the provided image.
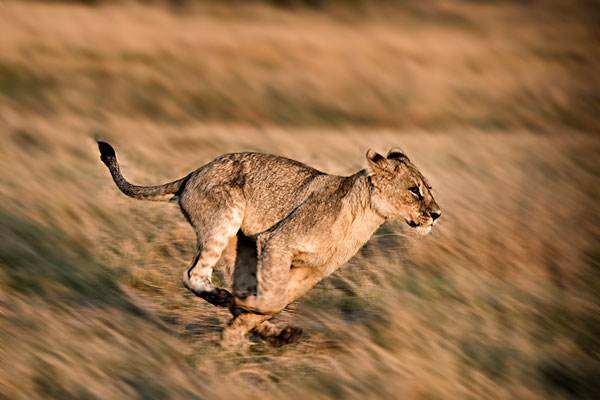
[366,148,441,235]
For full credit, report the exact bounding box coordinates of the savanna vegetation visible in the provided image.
[0,1,598,399]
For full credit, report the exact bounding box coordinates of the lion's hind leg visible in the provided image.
[181,192,244,308]
[183,247,235,308]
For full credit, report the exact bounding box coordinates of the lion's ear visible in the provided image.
[387,147,408,160]
[366,149,392,172]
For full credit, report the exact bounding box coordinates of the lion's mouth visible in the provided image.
[406,220,419,228]
[405,219,434,236]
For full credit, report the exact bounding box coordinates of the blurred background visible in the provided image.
[0,1,598,399]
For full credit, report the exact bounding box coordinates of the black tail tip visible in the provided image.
[97,141,116,163]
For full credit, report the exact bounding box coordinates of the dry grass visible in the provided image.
[0,1,598,130]
[0,1,599,399]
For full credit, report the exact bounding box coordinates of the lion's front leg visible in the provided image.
[225,265,323,347]
[283,265,324,305]
[225,231,328,346]
[246,267,323,345]
[253,320,303,346]
[221,312,270,348]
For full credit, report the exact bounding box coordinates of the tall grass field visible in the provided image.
[0,1,598,399]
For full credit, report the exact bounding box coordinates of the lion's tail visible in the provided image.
[97,141,186,202]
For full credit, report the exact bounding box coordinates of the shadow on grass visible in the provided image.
[0,210,151,320]
[0,209,208,399]
[0,60,56,113]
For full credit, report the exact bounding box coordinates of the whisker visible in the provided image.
[372,233,409,238]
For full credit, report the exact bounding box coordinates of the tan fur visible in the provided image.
[98,142,441,346]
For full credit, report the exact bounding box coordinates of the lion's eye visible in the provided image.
[408,186,422,199]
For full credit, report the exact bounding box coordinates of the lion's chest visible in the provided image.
[293,210,382,275]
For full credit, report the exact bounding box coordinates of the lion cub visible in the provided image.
[98,142,441,346]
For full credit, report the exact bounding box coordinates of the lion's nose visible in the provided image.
[430,211,441,221]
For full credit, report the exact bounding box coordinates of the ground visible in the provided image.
[0,1,598,399]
